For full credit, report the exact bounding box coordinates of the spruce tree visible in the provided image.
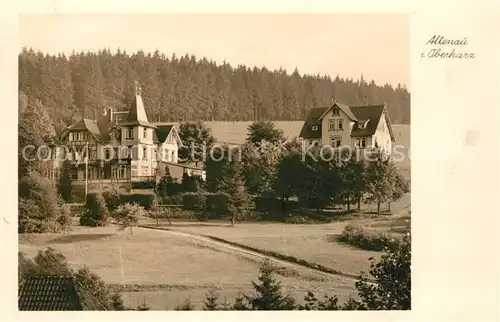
[203,288,220,310]
[244,259,296,310]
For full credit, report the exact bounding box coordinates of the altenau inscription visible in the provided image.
[422,35,475,59]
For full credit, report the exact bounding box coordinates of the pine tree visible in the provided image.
[203,288,220,310]
[219,154,250,225]
[111,292,126,310]
[244,259,296,310]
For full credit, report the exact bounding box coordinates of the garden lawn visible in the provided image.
[19,225,357,310]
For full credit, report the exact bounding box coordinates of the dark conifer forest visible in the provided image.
[18,47,410,129]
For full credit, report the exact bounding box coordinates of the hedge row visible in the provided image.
[338,224,402,252]
[101,191,183,211]
[182,192,233,219]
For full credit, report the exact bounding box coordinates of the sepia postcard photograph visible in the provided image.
[16,13,411,311]
[3,1,498,319]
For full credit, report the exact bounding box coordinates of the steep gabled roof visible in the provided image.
[299,102,395,141]
[318,102,359,122]
[154,125,174,143]
[299,107,328,139]
[60,118,103,142]
[18,275,83,311]
[349,105,385,138]
[154,125,183,146]
[349,105,395,141]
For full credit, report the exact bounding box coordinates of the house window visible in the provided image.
[338,119,344,131]
[143,128,147,139]
[332,108,340,116]
[126,127,133,139]
[328,120,335,131]
[359,121,369,129]
[330,136,342,148]
[312,125,318,131]
[374,138,379,148]
[71,170,78,180]
[142,147,147,160]
[153,148,157,160]
[119,166,127,178]
[114,147,119,159]
[356,138,367,148]
[104,148,111,160]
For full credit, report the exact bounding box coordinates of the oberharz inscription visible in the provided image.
[422,35,475,59]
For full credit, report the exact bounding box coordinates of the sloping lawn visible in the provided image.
[19,225,357,309]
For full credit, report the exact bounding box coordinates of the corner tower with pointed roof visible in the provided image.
[52,80,194,199]
[120,81,158,178]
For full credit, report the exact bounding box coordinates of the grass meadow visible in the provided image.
[19,121,410,310]
[19,225,359,310]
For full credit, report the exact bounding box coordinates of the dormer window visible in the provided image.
[358,120,369,129]
[312,125,318,131]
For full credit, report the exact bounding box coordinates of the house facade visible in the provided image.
[52,83,197,188]
[299,101,395,154]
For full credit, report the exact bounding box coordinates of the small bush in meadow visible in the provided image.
[338,224,400,251]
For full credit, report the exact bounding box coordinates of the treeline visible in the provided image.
[18,47,410,131]
[158,121,410,222]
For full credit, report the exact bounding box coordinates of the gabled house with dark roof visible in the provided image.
[299,100,395,154]
[52,82,190,188]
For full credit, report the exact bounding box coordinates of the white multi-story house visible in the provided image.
[54,83,204,188]
[299,100,395,154]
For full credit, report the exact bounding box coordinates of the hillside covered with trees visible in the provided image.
[19,48,410,129]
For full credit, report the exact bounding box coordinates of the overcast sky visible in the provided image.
[19,14,409,88]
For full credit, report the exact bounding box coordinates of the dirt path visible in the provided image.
[138,225,363,282]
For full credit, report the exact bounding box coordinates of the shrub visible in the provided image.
[354,233,411,310]
[112,203,144,235]
[80,191,109,227]
[182,173,203,193]
[174,299,195,310]
[163,194,183,205]
[18,171,61,233]
[205,192,231,218]
[338,224,401,251]
[254,196,299,212]
[102,189,120,211]
[18,198,48,233]
[118,193,155,209]
[182,192,206,211]
[56,204,73,231]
